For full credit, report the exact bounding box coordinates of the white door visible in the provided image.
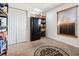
[8,8,27,45]
[16,9,27,43]
[8,8,17,45]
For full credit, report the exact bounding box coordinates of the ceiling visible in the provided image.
[9,3,63,12]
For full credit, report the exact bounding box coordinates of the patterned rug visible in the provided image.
[34,46,69,56]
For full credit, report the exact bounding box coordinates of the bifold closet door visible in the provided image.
[16,9,27,43]
[8,8,27,45]
[8,8,17,45]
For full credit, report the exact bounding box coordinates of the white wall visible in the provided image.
[46,3,79,48]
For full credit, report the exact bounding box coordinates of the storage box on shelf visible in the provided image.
[0,33,7,56]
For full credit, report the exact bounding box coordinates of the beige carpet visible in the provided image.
[7,37,79,56]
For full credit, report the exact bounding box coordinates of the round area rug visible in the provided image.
[34,46,69,56]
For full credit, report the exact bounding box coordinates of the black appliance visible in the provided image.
[30,17,41,41]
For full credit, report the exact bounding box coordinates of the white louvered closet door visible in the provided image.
[8,8,27,45]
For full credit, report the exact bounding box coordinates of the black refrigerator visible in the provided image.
[30,17,41,41]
